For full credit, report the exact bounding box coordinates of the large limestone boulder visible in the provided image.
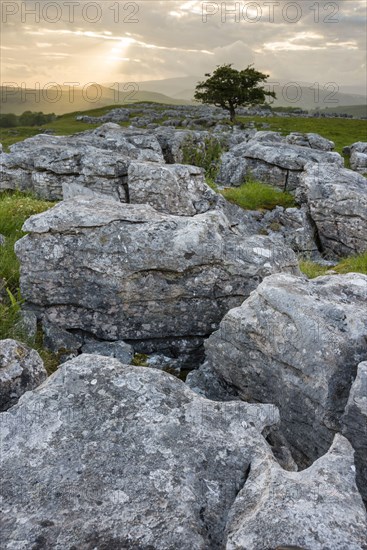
[205,273,367,467]
[0,339,47,411]
[342,362,367,504]
[225,434,367,550]
[15,197,299,356]
[0,124,164,200]
[216,137,342,189]
[344,142,367,174]
[0,354,279,549]
[298,162,367,257]
[127,161,218,216]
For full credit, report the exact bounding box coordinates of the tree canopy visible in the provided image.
[194,64,276,121]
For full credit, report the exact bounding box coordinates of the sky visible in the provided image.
[1,0,366,92]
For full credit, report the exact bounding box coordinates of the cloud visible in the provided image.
[0,0,365,89]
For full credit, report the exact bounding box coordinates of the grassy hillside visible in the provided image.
[237,115,367,154]
[0,102,366,154]
[0,86,191,115]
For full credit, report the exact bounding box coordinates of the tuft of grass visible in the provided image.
[131,353,149,367]
[300,251,367,279]
[182,135,223,180]
[333,251,367,275]
[221,181,296,211]
[298,260,329,279]
[0,191,59,372]
[0,191,57,290]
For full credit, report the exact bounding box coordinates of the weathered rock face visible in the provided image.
[15,197,299,356]
[0,124,164,200]
[344,142,367,174]
[285,132,335,151]
[205,273,367,467]
[0,339,47,411]
[342,362,367,505]
[127,162,218,216]
[257,205,320,258]
[298,162,367,257]
[225,434,367,550]
[0,354,279,549]
[216,136,342,188]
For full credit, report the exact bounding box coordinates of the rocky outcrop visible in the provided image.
[225,434,367,550]
[0,339,47,411]
[127,162,218,216]
[256,205,320,258]
[285,131,335,151]
[344,142,367,174]
[297,162,367,257]
[0,354,279,549]
[0,124,164,200]
[342,362,367,504]
[216,136,342,188]
[15,197,299,358]
[205,273,367,467]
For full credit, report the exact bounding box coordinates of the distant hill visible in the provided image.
[0,85,191,115]
[113,77,367,112]
[318,104,367,118]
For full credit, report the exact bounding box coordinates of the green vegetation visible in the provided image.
[0,111,56,128]
[131,353,149,367]
[237,114,366,155]
[299,251,367,279]
[182,135,223,180]
[221,181,295,211]
[0,192,59,372]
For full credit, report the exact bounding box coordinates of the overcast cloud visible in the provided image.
[1,0,366,90]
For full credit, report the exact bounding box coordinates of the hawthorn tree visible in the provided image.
[194,64,276,122]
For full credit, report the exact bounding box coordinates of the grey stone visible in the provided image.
[15,197,299,355]
[0,339,47,411]
[257,206,320,258]
[344,142,367,174]
[43,321,83,354]
[0,124,164,200]
[342,361,367,505]
[0,354,279,549]
[0,233,5,246]
[225,434,367,550]
[298,162,367,257]
[127,161,218,216]
[285,132,335,151]
[205,272,367,467]
[14,310,38,343]
[81,339,133,364]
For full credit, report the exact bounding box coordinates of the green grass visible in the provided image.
[299,251,367,279]
[0,192,57,290]
[221,181,296,211]
[237,115,367,155]
[181,135,223,180]
[0,192,59,372]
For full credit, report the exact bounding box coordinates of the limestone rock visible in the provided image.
[205,273,367,467]
[225,434,367,550]
[298,162,367,257]
[127,161,218,216]
[0,339,47,411]
[0,233,5,246]
[15,197,299,355]
[81,339,133,364]
[0,354,279,549]
[285,132,334,151]
[344,142,367,174]
[0,124,164,200]
[342,362,367,504]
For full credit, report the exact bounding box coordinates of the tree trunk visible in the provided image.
[229,104,236,123]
